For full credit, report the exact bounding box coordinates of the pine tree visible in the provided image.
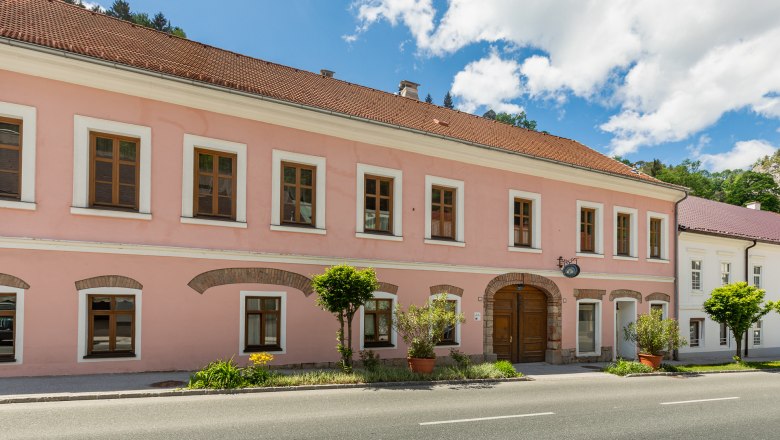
[151,12,170,32]
[443,91,454,109]
[106,0,132,21]
[424,93,433,104]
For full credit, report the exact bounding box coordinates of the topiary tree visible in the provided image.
[703,282,775,360]
[312,265,378,372]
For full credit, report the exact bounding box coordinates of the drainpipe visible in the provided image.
[744,239,758,358]
[673,191,688,361]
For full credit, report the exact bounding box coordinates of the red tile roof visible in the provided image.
[678,196,780,244]
[1,0,673,186]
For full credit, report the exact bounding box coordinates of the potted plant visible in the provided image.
[624,308,687,369]
[393,294,465,373]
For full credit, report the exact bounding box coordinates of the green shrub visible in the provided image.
[188,359,245,389]
[624,309,687,356]
[493,360,518,378]
[393,293,465,359]
[604,359,653,376]
[359,350,381,372]
[449,348,471,370]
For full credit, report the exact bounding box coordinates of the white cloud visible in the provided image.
[350,0,780,155]
[698,140,777,172]
[450,50,523,114]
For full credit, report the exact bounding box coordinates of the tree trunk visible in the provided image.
[735,332,743,360]
[346,311,354,369]
[337,314,346,366]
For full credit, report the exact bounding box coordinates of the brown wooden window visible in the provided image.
[245,297,281,352]
[0,117,23,200]
[431,185,456,239]
[580,208,596,252]
[90,132,140,211]
[649,218,662,258]
[437,300,458,345]
[281,162,316,227]
[87,295,135,358]
[194,148,237,220]
[616,213,631,256]
[364,175,393,234]
[0,293,16,362]
[364,298,393,347]
[513,198,533,247]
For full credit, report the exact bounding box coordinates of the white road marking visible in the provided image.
[419,412,555,426]
[660,397,740,405]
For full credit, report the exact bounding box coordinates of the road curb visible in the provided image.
[0,376,531,405]
[624,369,776,378]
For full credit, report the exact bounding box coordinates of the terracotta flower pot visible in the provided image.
[408,357,436,374]
[637,353,663,370]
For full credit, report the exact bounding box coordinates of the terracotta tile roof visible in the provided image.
[678,196,780,244]
[1,0,671,186]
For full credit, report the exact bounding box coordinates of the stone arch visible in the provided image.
[574,289,606,300]
[646,292,671,303]
[609,289,642,303]
[429,284,464,297]
[483,273,562,363]
[376,282,398,294]
[0,273,30,289]
[75,275,142,290]
[187,267,314,296]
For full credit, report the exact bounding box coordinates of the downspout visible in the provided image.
[744,239,758,358]
[673,191,689,361]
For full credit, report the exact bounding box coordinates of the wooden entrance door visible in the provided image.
[492,286,548,363]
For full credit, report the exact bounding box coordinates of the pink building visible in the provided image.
[0,1,685,377]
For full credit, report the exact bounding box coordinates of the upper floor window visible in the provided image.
[281,162,316,227]
[649,218,662,258]
[514,198,533,247]
[0,293,16,362]
[753,266,762,288]
[612,206,637,258]
[244,296,281,352]
[356,164,402,240]
[691,260,702,291]
[424,176,465,245]
[363,174,393,234]
[616,213,631,256]
[580,208,596,252]
[720,262,731,286]
[90,132,140,211]
[86,295,135,358]
[194,149,236,220]
[431,185,456,239]
[0,117,22,201]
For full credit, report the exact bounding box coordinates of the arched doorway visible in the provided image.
[493,285,547,363]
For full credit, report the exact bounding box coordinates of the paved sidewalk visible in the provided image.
[0,371,192,397]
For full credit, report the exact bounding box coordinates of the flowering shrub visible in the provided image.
[244,352,274,385]
[249,352,274,366]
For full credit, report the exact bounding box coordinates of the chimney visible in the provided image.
[746,201,761,210]
[399,80,420,100]
[320,69,335,78]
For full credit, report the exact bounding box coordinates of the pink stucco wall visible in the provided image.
[0,70,677,376]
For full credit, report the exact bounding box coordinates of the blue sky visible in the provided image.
[88,1,780,169]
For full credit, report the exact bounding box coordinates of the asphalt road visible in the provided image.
[2,372,780,439]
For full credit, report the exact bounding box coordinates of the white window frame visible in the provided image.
[359,291,397,350]
[239,291,287,355]
[271,149,326,234]
[73,116,152,220]
[612,206,638,260]
[181,134,247,228]
[76,287,142,363]
[355,164,402,241]
[691,259,703,293]
[720,261,731,286]
[648,301,669,320]
[646,211,670,262]
[720,322,731,347]
[0,101,36,210]
[753,265,762,288]
[424,175,465,246]
[507,189,542,253]
[429,293,462,347]
[576,200,604,257]
[0,285,24,365]
[576,299,602,356]
[689,318,703,348]
[753,320,762,346]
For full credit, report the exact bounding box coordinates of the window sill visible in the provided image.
[576,351,599,357]
[270,224,326,235]
[364,343,396,350]
[356,232,403,242]
[0,357,18,364]
[576,252,604,259]
[81,353,139,362]
[612,255,638,261]
[424,239,465,247]
[646,258,670,264]
[181,217,247,228]
[243,346,283,353]
[435,342,460,347]
[72,207,151,220]
[507,246,542,254]
[0,200,36,211]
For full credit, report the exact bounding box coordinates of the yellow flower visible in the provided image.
[249,352,274,366]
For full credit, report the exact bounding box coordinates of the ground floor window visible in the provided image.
[435,297,460,346]
[364,298,393,347]
[753,321,762,346]
[0,294,16,361]
[720,323,729,346]
[245,296,281,352]
[577,301,600,355]
[87,295,135,357]
[649,301,668,320]
[690,319,703,347]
